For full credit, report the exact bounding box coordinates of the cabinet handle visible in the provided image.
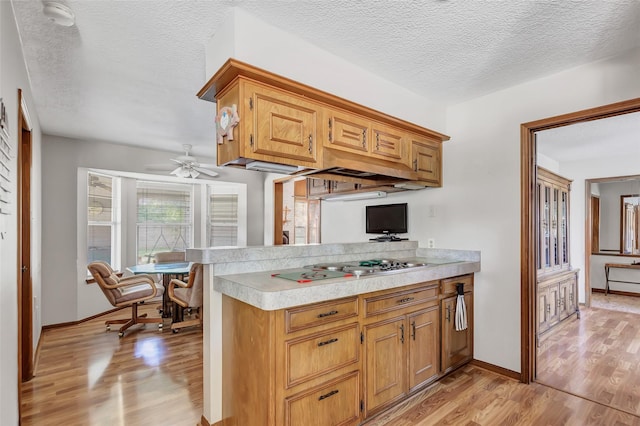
[317,310,338,318]
[376,132,380,150]
[249,134,254,147]
[546,304,551,314]
[446,305,451,322]
[328,118,332,142]
[413,158,418,172]
[397,297,415,304]
[362,129,367,148]
[400,324,405,344]
[309,134,313,153]
[411,321,416,340]
[249,97,253,110]
[318,389,339,401]
[317,338,338,347]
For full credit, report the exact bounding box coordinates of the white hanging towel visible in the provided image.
[455,283,468,331]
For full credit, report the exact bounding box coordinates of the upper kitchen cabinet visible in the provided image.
[215,79,322,169]
[198,59,450,185]
[370,122,407,165]
[410,135,442,186]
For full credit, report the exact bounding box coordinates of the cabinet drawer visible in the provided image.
[286,323,359,388]
[364,285,438,317]
[285,297,359,333]
[285,371,360,426]
[441,274,473,297]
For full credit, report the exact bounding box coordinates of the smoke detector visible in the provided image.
[42,2,75,27]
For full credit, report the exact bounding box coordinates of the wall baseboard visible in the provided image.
[470,359,521,380]
[592,288,640,297]
[41,306,126,330]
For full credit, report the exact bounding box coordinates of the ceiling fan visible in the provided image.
[148,144,219,179]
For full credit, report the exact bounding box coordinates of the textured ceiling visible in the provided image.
[10,0,640,159]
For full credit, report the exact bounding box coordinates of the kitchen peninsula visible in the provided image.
[187,241,480,426]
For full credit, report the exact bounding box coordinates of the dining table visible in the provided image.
[127,262,192,318]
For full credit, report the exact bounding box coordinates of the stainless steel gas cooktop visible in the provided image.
[305,259,429,278]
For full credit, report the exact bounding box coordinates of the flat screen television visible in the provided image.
[366,203,408,235]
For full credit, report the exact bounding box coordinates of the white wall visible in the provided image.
[41,135,266,325]
[205,8,446,132]
[429,47,640,372]
[0,2,43,423]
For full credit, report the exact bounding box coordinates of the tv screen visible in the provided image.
[366,203,408,235]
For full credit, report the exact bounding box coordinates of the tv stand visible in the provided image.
[369,235,408,242]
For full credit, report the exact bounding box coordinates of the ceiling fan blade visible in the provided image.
[194,167,219,177]
[170,158,184,165]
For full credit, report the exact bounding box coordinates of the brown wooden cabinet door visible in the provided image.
[307,178,330,196]
[364,318,406,416]
[327,109,369,154]
[537,286,551,335]
[285,371,361,426]
[411,138,441,184]
[370,123,406,163]
[330,180,358,193]
[246,82,319,165]
[441,294,473,373]
[408,306,439,391]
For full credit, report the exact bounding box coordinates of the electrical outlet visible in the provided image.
[427,238,435,248]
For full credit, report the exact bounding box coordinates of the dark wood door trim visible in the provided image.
[521,97,640,383]
[17,88,34,392]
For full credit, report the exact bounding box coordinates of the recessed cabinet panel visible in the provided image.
[247,82,319,164]
[327,109,369,154]
[371,123,405,162]
[408,307,439,391]
[364,318,406,415]
[441,293,473,373]
[286,323,359,387]
[411,138,441,184]
[285,371,360,426]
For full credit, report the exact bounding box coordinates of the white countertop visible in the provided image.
[186,241,481,310]
[215,257,480,310]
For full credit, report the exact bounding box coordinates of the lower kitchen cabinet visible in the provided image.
[363,285,440,417]
[220,275,475,425]
[285,371,361,426]
[440,275,474,374]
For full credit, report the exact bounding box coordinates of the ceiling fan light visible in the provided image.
[42,2,75,27]
[189,169,200,179]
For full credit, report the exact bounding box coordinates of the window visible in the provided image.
[208,191,238,246]
[87,173,119,268]
[136,181,192,264]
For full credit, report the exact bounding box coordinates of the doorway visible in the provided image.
[521,97,640,384]
[18,88,34,388]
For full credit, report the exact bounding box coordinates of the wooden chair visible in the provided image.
[87,261,164,337]
[168,263,203,333]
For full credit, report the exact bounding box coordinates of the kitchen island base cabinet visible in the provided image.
[220,274,475,426]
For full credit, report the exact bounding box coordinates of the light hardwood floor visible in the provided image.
[20,304,203,426]
[537,293,640,419]
[22,299,640,426]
